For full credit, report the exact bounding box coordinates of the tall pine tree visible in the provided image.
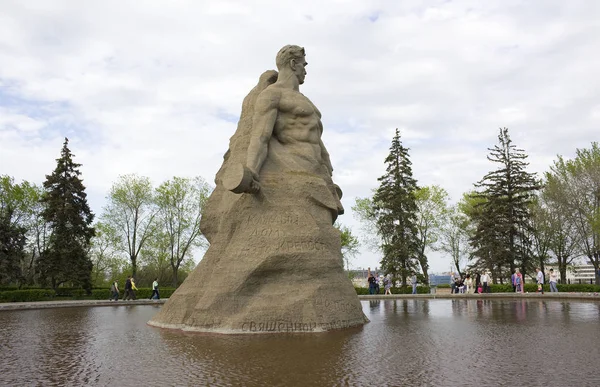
[38,138,95,290]
[372,129,419,286]
[472,128,539,280]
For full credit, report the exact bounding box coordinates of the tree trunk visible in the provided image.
[171,266,179,288]
[557,254,566,285]
[130,256,137,278]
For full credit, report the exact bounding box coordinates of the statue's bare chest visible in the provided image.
[279,92,321,118]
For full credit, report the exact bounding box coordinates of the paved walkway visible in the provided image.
[0,299,167,311]
[358,293,600,300]
[1,292,599,311]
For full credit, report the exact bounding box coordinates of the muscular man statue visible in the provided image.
[223,45,343,218]
[245,45,333,191]
[149,45,366,334]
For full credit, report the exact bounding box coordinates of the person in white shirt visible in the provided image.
[549,268,558,292]
[536,267,544,294]
[150,278,160,300]
[481,272,490,293]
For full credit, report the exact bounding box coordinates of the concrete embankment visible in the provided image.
[0,299,167,311]
[1,293,599,312]
[358,293,600,301]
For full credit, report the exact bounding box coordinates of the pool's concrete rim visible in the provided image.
[359,293,600,301]
[0,299,167,311]
[0,293,599,311]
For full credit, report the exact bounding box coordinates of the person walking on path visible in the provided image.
[123,276,133,300]
[536,267,544,294]
[549,269,558,292]
[450,272,457,294]
[384,274,393,295]
[411,272,418,295]
[110,280,119,301]
[150,278,160,300]
[515,268,524,293]
[130,277,138,300]
[511,270,517,293]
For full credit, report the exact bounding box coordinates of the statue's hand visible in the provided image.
[223,163,261,194]
[248,170,261,194]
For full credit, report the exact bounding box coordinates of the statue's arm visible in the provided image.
[246,91,280,178]
[319,137,334,176]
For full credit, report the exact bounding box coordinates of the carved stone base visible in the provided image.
[148,179,368,334]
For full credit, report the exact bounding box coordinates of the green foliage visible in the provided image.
[91,289,111,299]
[38,138,95,290]
[372,128,419,286]
[414,185,449,282]
[117,287,176,299]
[487,283,600,293]
[557,284,600,292]
[438,202,471,276]
[90,221,127,287]
[354,287,370,295]
[102,174,156,277]
[0,289,55,302]
[546,142,600,284]
[351,194,381,252]
[470,128,540,279]
[335,222,360,271]
[0,176,30,285]
[154,176,210,287]
[0,287,177,302]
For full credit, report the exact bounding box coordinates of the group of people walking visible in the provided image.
[511,267,558,293]
[109,277,160,301]
[366,268,417,295]
[451,267,559,294]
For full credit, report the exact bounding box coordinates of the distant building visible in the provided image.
[565,262,598,284]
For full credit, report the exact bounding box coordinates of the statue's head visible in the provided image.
[276,45,307,84]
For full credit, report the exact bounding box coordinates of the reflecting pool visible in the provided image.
[1,299,599,386]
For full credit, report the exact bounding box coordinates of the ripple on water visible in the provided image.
[0,300,599,386]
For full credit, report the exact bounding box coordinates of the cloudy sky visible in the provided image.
[1,0,599,273]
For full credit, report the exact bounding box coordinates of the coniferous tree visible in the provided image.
[38,138,95,290]
[372,129,419,286]
[471,128,539,281]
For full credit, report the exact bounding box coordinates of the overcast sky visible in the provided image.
[1,0,599,273]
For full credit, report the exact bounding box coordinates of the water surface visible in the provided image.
[1,299,599,386]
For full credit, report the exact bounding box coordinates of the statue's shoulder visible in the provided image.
[255,83,283,110]
[259,83,284,97]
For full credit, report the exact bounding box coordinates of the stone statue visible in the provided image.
[148,45,368,333]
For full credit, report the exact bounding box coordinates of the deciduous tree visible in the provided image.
[154,176,210,286]
[102,174,156,278]
[414,185,449,282]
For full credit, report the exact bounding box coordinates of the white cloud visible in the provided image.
[1,0,599,273]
